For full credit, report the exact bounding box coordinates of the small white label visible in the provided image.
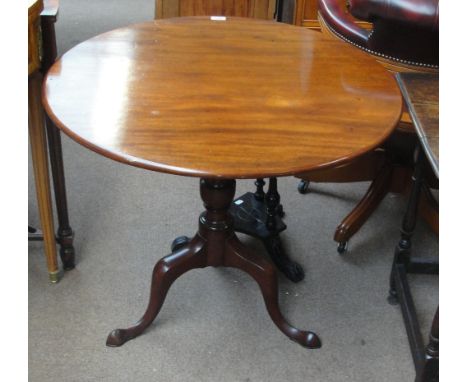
[234,200,243,205]
[210,16,226,21]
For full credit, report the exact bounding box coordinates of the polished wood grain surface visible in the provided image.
[155,0,275,20]
[43,17,402,179]
[396,73,438,177]
[291,0,371,30]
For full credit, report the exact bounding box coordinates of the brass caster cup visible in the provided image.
[48,270,63,283]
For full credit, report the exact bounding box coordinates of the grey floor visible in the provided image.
[28,1,438,381]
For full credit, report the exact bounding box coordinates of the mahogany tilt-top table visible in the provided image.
[43,17,402,348]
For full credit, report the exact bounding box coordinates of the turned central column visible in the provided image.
[198,179,236,267]
[106,177,320,349]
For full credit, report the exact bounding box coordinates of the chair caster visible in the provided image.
[297,180,310,194]
[337,241,348,254]
[171,236,190,252]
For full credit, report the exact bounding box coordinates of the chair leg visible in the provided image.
[45,114,76,270]
[334,163,393,251]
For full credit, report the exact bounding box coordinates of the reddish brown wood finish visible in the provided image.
[291,0,371,30]
[334,161,392,243]
[43,17,402,180]
[106,179,321,348]
[155,0,275,19]
[397,73,439,176]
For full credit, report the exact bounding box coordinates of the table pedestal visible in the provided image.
[172,178,305,282]
[106,178,321,349]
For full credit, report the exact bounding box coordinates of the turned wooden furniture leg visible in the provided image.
[41,6,76,270]
[334,162,393,253]
[107,178,320,348]
[419,183,439,236]
[388,149,424,304]
[387,146,439,380]
[417,307,439,382]
[45,114,76,269]
[264,177,304,281]
[254,178,265,200]
[254,178,284,216]
[29,72,60,283]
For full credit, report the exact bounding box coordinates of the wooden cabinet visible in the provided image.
[280,0,371,30]
[292,0,321,28]
[155,0,276,20]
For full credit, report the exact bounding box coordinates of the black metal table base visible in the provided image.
[230,191,304,283]
[172,178,304,283]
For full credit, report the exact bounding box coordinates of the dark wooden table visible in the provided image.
[43,17,402,349]
[397,73,439,177]
[392,72,439,382]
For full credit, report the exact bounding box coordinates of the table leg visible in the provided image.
[263,177,304,281]
[106,235,207,347]
[416,307,439,382]
[29,72,60,283]
[107,178,320,349]
[41,11,76,271]
[254,178,266,200]
[230,178,304,283]
[388,146,439,380]
[388,148,424,304]
[45,114,75,270]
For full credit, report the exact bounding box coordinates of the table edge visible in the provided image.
[42,18,403,179]
[396,73,439,178]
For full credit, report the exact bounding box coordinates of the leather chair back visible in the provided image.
[318,0,438,70]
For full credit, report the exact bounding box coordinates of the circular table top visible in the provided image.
[43,17,402,179]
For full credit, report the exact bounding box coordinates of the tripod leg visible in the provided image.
[106,236,206,347]
[225,236,320,349]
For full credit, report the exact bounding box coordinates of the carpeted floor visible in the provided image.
[28,1,438,381]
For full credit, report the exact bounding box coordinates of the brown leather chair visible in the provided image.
[296,0,438,253]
